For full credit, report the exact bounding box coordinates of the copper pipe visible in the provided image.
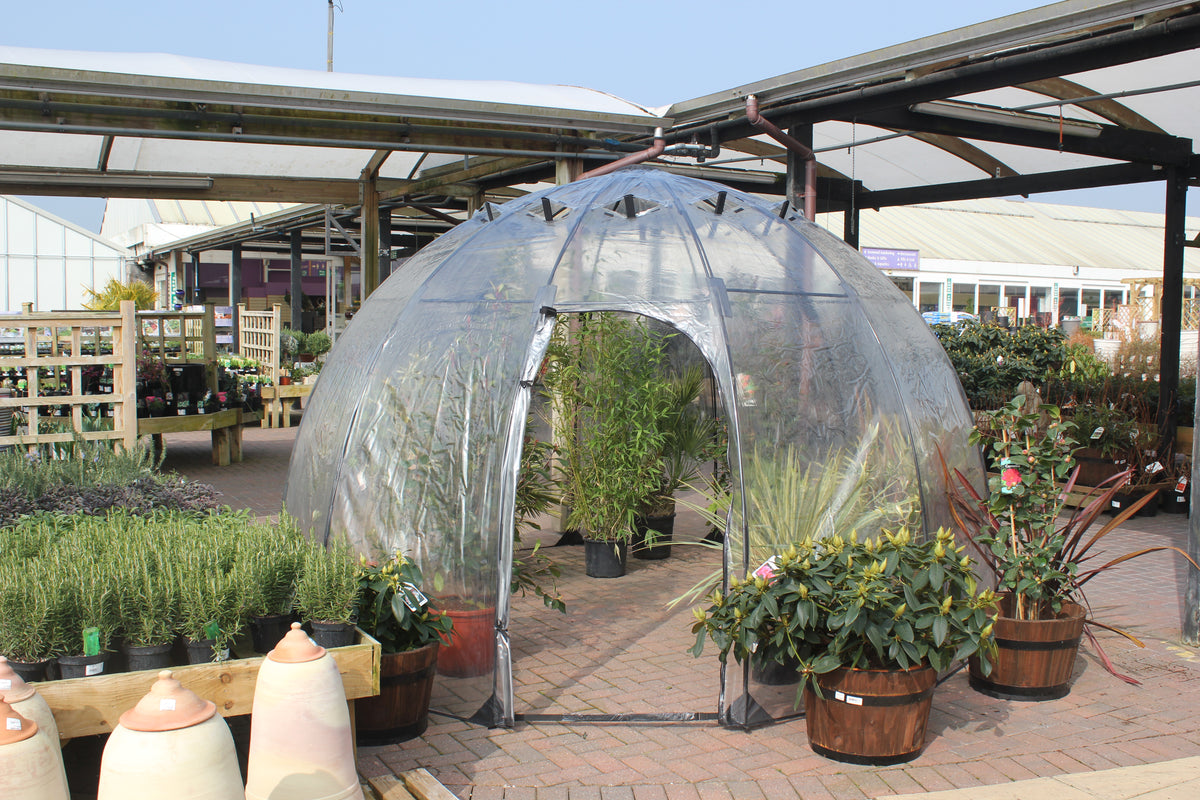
[745,95,816,221]
[579,127,666,180]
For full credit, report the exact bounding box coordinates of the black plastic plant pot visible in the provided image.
[309,620,356,649]
[5,657,54,683]
[123,642,174,673]
[58,653,109,679]
[1162,491,1190,515]
[184,638,223,664]
[584,539,628,578]
[631,514,675,561]
[250,613,295,653]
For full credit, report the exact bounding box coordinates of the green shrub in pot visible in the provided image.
[690,526,998,698]
[354,552,452,654]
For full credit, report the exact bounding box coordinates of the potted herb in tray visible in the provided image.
[692,527,997,765]
[544,313,671,578]
[114,544,179,672]
[353,552,453,744]
[0,558,62,682]
[177,546,245,664]
[57,557,118,678]
[947,394,1199,699]
[237,522,305,653]
[294,537,361,649]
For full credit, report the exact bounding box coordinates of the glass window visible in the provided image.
[889,276,914,301]
[1058,288,1079,318]
[979,284,1000,313]
[919,281,941,312]
[952,282,976,313]
[1081,288,1101,315]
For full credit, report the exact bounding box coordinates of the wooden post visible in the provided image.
[118,300,139,452]
[230,244,243,345]
[361,178,380,299]
[1159,166,1186,450]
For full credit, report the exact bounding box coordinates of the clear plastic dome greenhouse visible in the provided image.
[284,166,983,728]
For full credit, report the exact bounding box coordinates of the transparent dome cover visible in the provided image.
[284,166,982,727]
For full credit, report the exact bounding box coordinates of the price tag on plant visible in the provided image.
[753,556,778,581]
[83,626,101,657]
[1145,461,1164,474]
[203,620,220,641]
[399,582,427,611]
[1176,476,1189,494]
[1091,426,1105,440]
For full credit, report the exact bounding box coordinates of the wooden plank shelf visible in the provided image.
[37,628,380,741]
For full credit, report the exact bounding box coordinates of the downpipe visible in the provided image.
[745,95,816,221]
[579,128,666,179]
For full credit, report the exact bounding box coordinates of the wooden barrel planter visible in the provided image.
[1073,448,1122,487]
[437,605,496,678]
[968,595,1085,701]
[804,664,937,765]
[355,642,439,744]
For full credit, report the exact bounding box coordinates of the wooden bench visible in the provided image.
[137,408,258,465]
[260,384,312,429]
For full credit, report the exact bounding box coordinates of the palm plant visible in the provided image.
[674,420,919,606]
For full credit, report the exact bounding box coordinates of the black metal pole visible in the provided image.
[1159,167,1187,450]
[230,243,242,346]
[379,207,392,282]
[290,230,304,331]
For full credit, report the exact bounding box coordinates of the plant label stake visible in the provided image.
[83,627,101,657]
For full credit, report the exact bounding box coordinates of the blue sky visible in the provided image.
[2,1,1175,231]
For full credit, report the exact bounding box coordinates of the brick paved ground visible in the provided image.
[166,425,1200,799]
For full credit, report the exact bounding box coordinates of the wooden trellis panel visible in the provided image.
[238,303,282,384]
[0,301,138,451]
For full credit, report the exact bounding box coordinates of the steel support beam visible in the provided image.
[230,243,242,345]
[860,162,1168,208]
[379,207,393,282]
[290,230,304,332]
[667,12,1200,144]
[1159,167,1187,447]
[856,107,1192,166]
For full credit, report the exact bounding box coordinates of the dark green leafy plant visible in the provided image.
[691,527,998,699]
[1068,404,1139,459]
[354,552,453,654]
[932,321,1068,409]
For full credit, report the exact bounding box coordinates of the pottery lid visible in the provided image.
[268,622,326,663]
[119,671,216,732]
[0,657,35,703]
[0,698,37,745]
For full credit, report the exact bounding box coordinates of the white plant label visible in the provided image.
[753,556,779,581]
[1146,461,1164,474]
[1176,477,1189,493]
[159,698,176,711]
[1091,426,1104,440]
[5,717,20,731]
[85,662,104,676]
[1112,500,1122,508]
[833,690,863,706]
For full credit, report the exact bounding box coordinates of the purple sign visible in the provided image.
[861,247,920,271]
